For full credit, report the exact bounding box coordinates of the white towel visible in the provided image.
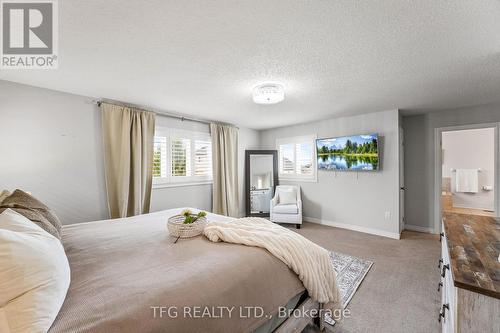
[455,169,478,193]
[204,217,342,314]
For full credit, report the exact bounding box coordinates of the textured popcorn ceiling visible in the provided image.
[1,0,500,129]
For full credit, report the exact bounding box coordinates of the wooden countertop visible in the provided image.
[443,213,500,299]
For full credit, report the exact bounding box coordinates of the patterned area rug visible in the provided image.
[324,251,373,326]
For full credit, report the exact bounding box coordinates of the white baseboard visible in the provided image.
[404,224,434,234]
[303,216,401,240]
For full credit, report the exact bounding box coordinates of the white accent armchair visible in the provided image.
[270,185,302,229]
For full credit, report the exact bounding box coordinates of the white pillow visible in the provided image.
[0,209,70,333]
[279,190,297,205]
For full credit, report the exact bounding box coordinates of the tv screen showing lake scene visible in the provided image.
[317,134,379,171]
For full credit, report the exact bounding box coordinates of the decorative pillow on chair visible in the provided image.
[0,209,70,333]
[279,190,297,205]
[0,189,62,240]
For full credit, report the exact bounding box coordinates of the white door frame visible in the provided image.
[433,122,499,233]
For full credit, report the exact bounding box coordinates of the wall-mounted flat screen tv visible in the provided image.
[316,133,379,171]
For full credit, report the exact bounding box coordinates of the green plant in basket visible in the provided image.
[181,209,207,224]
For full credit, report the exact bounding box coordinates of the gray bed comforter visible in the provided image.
[49,208,304,333]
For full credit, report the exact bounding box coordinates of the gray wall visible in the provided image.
[0,80,108,224]
[403,102,500,231]
[260,109,401,238]
[0,80,259,223]
[6,77,498,234]
[402,115,431,231]
[238,127,260,216]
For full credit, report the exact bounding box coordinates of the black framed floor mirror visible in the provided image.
[245,150,279,217]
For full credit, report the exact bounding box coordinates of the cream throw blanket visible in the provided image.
[204,217,342,313]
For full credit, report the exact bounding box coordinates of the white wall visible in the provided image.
[442,128,495,211]
[260,109,401,238]
[0,80,259,223]
[403,102,500,231]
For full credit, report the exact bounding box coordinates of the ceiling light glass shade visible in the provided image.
[252,83,285,105]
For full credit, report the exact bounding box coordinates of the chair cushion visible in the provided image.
[273,203,298,214]
[279,190,296,205]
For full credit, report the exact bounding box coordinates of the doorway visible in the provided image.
[434,124,499,232]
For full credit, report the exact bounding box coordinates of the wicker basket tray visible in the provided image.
[167,215,207,238]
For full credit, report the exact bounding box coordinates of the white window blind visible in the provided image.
[194,140,212,176]
[171,137,192,177]
[279,143,295,175]
[153,128,213,186]
[153,136,167,178]
[296,142,313,176]
[277,135,317,181]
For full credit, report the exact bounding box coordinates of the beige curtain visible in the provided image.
[101,102,155,218]
[211,123,239,217]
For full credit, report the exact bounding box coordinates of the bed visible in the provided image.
[48,208,317,333]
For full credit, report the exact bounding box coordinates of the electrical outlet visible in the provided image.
[384,211,391,220]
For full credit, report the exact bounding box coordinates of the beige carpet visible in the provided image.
[292,222,440,333]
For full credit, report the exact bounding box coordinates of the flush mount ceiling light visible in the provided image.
[252,83,285,105]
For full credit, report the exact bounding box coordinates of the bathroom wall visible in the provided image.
[442,128,495,211]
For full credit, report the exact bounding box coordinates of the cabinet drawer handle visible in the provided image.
[441,264,449,278]
[438,303,449,322]
[437,282,443,292]
[439,232,444,242]
[438,259,443,269]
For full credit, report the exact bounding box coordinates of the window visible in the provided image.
[153,128,212,186]
[277,135,317,181]
[170,137,191,177]
[194,139,212,176]
[153,136,167,178]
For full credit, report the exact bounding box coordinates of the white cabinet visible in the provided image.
[439,226,455,333]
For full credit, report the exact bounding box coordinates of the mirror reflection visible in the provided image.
[249,154,274,214]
